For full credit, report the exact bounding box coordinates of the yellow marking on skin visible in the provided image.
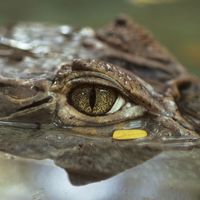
[113,129,147,140]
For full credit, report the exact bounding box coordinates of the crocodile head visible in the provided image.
[0,16,199,184]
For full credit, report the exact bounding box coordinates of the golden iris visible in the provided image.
[69,85,117,116]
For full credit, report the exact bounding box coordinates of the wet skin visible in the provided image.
[0,17,199,184]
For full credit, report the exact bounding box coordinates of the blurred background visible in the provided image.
[0,0,199,76]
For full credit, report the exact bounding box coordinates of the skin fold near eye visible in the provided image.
[69,85,119,116]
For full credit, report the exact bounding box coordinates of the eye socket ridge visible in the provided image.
[55,75,147,126]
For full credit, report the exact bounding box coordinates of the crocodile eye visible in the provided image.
[69,85,124,116]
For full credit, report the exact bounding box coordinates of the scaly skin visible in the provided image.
[0,16,199,184]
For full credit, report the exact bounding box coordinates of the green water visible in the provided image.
[0,0,199,76]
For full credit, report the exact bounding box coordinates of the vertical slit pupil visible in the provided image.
[89,86,96,110]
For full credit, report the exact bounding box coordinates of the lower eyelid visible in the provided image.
[107,95,125,114]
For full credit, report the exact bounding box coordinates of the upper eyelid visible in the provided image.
[66,76,129,97]
[52,70,130,98]
[53,59,164,115]
[70,60,165,114]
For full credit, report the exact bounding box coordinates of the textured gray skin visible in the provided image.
[0,125,162,183]
[0,17,200,186]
